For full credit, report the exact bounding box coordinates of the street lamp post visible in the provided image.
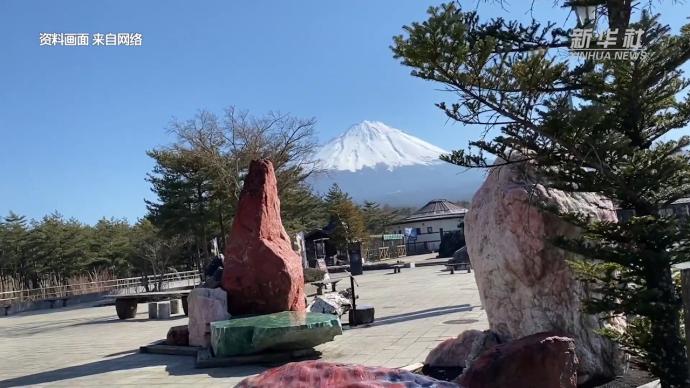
[341,220,350,264]
[568,1,598,27]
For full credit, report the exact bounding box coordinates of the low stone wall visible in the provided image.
[2,291,111,317]
[1,279,199,317]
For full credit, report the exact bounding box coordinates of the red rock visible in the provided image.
[236,360,458,388]
[165,325,189,346]
[457,332,578,388]
[425,329,484,368]
[222,160,306,315]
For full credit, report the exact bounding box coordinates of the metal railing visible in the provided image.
[0,270,201,306]
[406,240,441,255]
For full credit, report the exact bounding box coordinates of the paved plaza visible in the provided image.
[0,265,487,387]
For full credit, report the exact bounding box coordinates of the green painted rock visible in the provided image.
[211,311,342,357]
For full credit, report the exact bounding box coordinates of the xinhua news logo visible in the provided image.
[569,28,647,60]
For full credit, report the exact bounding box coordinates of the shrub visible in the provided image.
[438,230,465,258]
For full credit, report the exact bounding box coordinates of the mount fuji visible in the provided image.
[310,121,484,206]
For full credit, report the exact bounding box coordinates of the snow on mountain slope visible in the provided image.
[310,120,483,205]
[314,120,448,172]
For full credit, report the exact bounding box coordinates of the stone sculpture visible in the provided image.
[222,159,306,315]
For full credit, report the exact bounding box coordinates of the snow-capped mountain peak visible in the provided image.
[315,121,448,172]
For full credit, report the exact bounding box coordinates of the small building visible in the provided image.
[618,197,690,222]
[387,199,468,254]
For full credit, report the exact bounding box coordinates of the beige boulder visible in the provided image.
[464,161,622,383]
[188,287,231,347]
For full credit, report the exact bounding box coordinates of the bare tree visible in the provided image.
[147,106,323,258]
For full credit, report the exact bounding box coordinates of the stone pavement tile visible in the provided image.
[344,355,372,364]
[401,347,431,361]
[372,349,404,359]
[351,347,381,355]
[422,326,449,335]
[414,348,435,362]
[383,358,417,368]
[382,344,407,351]
[364,358,392,367]
[394,334,421,343]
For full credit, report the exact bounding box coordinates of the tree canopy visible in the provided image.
[145,107,325,267]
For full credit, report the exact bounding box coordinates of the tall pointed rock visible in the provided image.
[222,159,306,315]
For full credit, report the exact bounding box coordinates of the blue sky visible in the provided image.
[0,1,688,224]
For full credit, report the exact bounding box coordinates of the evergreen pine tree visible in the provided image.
[324,184,367,251]
[393,3,690,385]
[145,148,217,267]
[361,200,397,234]
[88,218,135,276]
[0,212,33,288]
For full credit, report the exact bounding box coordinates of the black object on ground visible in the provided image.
[115,298,138,319]
[346,273,374,326]
[349,304,375,325]
[349,245,363,276]
[438,231,466,258]
[349,275,357,326]
[445,262,471,274]
[421,364,463,382]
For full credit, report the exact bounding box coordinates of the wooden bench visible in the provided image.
[310,278,343,295]
[392,264,404,274]
[325,265,350,272]
[108,290,191,319]
[446,262,471,274]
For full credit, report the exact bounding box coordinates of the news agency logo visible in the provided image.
[569,28,647,60]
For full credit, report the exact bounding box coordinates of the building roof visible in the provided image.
[615,197,690,210]
[400,199,468,223]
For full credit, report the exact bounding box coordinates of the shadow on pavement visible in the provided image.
[0,304,474,386]
[70,315,187,326]
[0,352,266,387]
[345,304,477,328]
[0,299,109,319]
